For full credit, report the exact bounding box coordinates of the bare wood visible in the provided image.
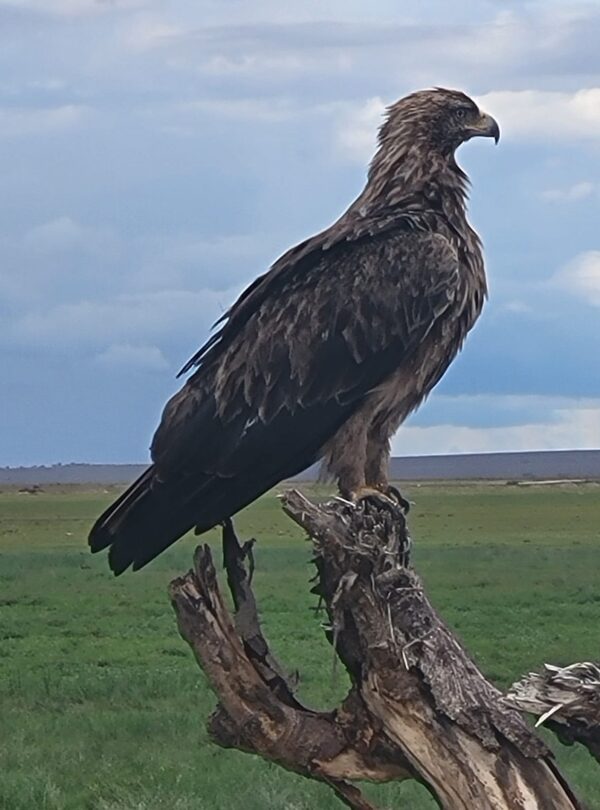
[507,662,600,764]
[169,541,411,810]
[281,490,582,809]
[169,492,586,809]
[220,517,302,707]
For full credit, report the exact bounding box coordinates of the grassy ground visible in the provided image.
[1,481,600,809]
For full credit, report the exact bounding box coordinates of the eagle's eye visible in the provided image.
[455,108,467,121]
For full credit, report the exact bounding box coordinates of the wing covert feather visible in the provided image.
[215,229,457,412]
[151,227,459,474]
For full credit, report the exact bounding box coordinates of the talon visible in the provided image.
[333,495,356,508]
[348,486,395,505]
[349,487,404,517]
[348,485,410,514]
[353,486,389,501]
[384,485,411,513]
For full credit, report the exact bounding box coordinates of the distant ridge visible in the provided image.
[1,450,599,485]
[294,449,600,482]
[0,463,148,486]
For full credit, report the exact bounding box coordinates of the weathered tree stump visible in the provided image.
[168,490,588,809]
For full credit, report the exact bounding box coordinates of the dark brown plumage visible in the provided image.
[89,88,499,574]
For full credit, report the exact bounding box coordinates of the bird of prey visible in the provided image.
[90,88,499,574]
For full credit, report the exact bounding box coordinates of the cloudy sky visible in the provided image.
[1,0,600,465]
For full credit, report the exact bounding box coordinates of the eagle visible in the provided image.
[90,88,499,574]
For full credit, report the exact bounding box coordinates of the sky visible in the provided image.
[1,0,600,465]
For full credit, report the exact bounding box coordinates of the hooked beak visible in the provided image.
[468,111,500,144]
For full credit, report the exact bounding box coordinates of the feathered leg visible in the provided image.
[321,412,368,499]
[322,406,408,512]
[364,422,410,512]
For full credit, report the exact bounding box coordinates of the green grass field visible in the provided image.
[1,482,599,809]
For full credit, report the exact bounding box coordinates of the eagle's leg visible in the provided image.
[364,425,410,513]
[364,429,391,492]
[323,411,408,513]
[321,413,369,500]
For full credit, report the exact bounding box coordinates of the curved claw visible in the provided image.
[348,487,412,565]
[353,488,406,520]
[385,485,411,514]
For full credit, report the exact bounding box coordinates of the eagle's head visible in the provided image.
[380,88,500,155]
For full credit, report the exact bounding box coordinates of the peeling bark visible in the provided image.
[169,491,586,809]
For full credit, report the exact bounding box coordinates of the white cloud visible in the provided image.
[477,89,600,141]
[27,216,87,250]
[0,104,89,137]
[8,288,236,349]
[0,220,272,335]
[134,5,600,91]
[120,15,182,51]
[540,181,595,202]
[177,97,303,123]
[503,300,533,314]
[0,0,148,16]
[424,393,600,412]
[129,232,271,291]
[393,400,600,455]
[0,78,67,96]
[335,96,385,163]
[24,216,117,253]
[553,251,600,306]
[95,342,169,371]
[0,217,125,310]
[182,53,311,78]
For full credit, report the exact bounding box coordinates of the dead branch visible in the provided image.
[507,662,600,764]
[169,491,587,809]
[169,537,411,810]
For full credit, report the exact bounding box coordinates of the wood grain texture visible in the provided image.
[507,663,600,765]
[169,492,585,809]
